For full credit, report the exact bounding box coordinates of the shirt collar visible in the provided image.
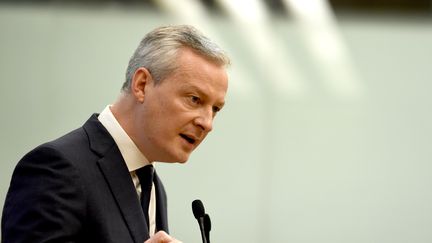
[98,105,151,172]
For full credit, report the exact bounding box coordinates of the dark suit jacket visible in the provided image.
[2,114,169,243]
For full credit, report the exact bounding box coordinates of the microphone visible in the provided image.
[192,199,207,243]
[204,213,211,243]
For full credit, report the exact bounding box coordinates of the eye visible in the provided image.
[190,95,200,104]
[212,106,221,113]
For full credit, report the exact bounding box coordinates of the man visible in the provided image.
[2,25,230,243]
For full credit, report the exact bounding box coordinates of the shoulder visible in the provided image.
[2,133,89,242]
[10,117,104,190]
[3,126,92,217]
[17,126,90,169]
[22,113,110,167]
[12,130,89,190]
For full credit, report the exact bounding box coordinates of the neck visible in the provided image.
[110,92,137,146]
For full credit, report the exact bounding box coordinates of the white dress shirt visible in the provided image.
[98,105,156,236]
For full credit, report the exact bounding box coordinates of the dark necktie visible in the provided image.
[136,164,154,229]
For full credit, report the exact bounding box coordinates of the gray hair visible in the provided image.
[122,25,230,91]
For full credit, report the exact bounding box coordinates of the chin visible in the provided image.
[159,153,190,164]
[177,159,188,164]
[173,155,190,164]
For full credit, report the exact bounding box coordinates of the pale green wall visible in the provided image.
[1,4,432,243]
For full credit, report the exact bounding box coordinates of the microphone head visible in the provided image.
[192,199,205,219]
[204,213,211,231]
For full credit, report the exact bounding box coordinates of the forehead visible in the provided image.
[166,49,228,101]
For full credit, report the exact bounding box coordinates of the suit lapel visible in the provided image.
[83,114,149,242]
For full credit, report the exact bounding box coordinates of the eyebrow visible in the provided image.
[183,83,225,108]
[217,101,226,109]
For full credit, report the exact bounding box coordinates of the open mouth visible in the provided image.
[180,134,196,144]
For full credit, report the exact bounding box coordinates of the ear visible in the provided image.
[131,67,152,103]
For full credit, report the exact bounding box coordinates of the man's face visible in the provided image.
[134,48,228,163]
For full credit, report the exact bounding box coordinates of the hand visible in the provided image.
[144,231,182,243]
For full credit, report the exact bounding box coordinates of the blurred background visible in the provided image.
[1,0,431,242]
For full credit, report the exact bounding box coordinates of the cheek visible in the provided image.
[151,116,177,139]
[147,97,192,135]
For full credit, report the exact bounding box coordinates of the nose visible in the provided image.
[193,108,213,132]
